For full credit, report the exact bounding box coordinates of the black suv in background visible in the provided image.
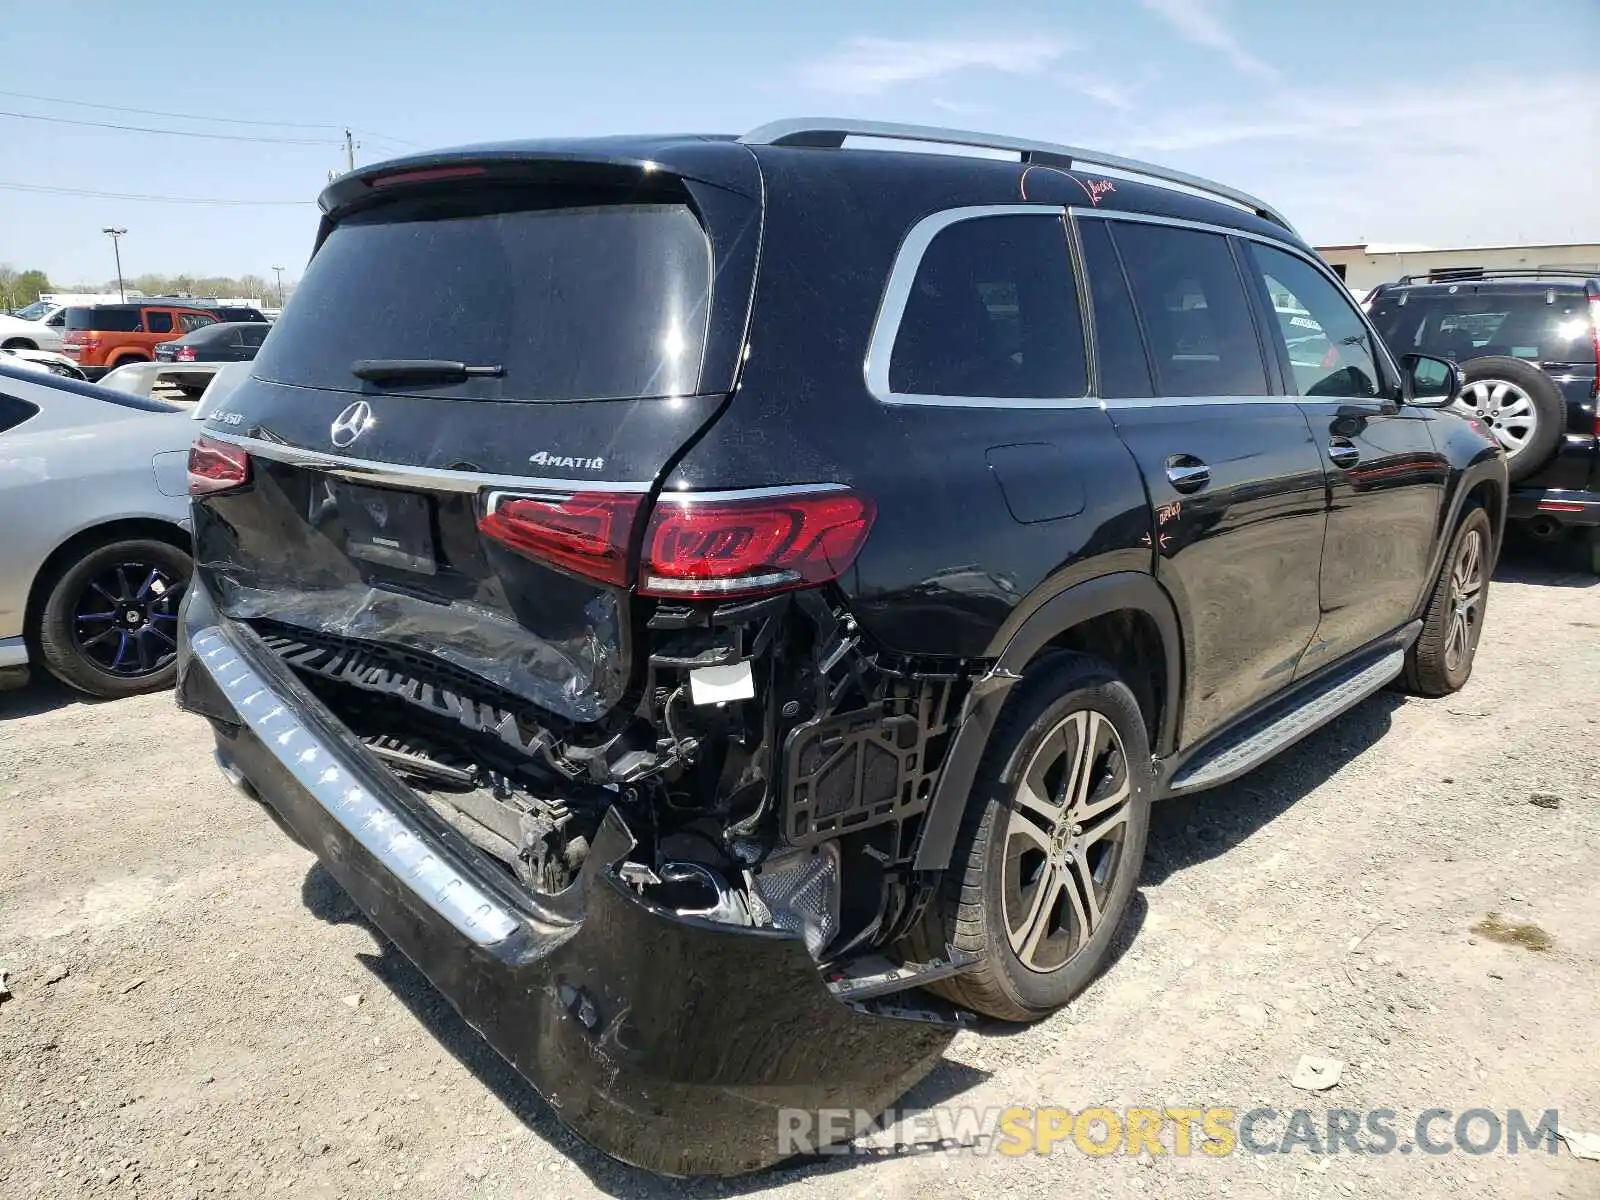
[175,119,1506,1174]
[1368,271,1600,568]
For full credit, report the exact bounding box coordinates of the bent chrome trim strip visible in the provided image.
[189,625,521,946]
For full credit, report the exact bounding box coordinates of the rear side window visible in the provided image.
[66,307,141,332]
[146,311,174,334]
[1077,219,1153,398]
[888,214,1087,399]
[1249,243,1381,399]
[1369,290,1594,363]
[255,195,714,402]
[0,393,41,434]
[1111,223,1268,397]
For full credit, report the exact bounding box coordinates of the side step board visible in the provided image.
[1166,648,1406,795]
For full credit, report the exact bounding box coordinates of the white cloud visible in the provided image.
[1126,78,1592,154]
[1066,67,1162,111]
[797,34,1069,96]
[1118,76,1600,246]
[1141,0,1277,80]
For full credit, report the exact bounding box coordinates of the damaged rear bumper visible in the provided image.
[175,588,953,1176]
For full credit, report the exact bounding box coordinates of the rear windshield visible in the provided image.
[65,306,142,332]
[253,192,714,402]
[1369,289,1594,364]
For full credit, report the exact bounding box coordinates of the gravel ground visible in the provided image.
[2,539,1598,1199]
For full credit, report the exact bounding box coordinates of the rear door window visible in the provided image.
[1369,290,1593,364]
[887,213,1088,399]
[1111,222,1269,397]
[254,194,714,402]
[66,307,141,332]
[1248,243,1382,399]
[1077,219,1153,398]
[146,311,175,334]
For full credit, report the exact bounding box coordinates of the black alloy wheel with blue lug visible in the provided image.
[37,538,193,698]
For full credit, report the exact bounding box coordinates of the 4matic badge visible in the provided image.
[529,450,606,471]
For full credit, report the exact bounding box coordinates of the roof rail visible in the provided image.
[739,117,1296,234]
[1394,267,1598,286]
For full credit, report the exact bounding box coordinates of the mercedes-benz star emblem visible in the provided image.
[330,401,375,449]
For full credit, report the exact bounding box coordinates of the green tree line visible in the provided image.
[1,265,293,310]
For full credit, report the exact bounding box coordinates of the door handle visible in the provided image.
[1163,455,1211,494]
[1327,439,1361,469]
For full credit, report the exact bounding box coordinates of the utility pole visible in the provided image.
[272,265,286,309]
[102,227,127,302]
[345,129,356,173]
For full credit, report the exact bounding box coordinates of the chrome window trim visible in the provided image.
[201,431,654,494]
[1101,394,1303,409]
[1069,207,1406,394]
[863,204,1101,410]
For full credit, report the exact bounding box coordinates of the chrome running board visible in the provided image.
[1168,649,1405,794]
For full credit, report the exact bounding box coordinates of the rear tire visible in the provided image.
[2,337,37,351]
[911,653,1153,1022]
[37,538,191,698]
[1401,505,1493,697]
[1452,358,1564,483]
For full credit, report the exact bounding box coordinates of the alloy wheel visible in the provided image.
[71,562,185,677]
[1444,528,1484,673]
[1002,709,1133,974]
[1451,379,1536,455]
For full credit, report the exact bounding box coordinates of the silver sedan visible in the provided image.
[0,362,200,696]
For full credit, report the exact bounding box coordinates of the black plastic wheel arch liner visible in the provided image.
[912,570,1183,871]
[177,597,952,1177]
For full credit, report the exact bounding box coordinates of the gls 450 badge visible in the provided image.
[529,451,606,471]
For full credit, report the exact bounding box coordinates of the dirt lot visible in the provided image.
[2,540,1598,1200]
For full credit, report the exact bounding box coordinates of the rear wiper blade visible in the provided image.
[351,358,504,384]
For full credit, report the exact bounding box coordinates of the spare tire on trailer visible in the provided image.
[1452,356,1565,483]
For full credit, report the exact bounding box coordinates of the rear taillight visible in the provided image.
[478,486,876,598]
[478,492,640,587]
[1589,295,1600,402]
[188,436,251,495]
[176,346,196,362]
[64,332,98,349]
[640,490,875,598]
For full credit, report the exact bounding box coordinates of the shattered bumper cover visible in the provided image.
[175,589,953,1176]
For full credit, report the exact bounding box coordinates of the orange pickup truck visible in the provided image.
[61,302,220,379]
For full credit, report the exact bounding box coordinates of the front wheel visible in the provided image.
[36,538,192,698]
[1401,506,1493,697]
[912,653,1153,1022]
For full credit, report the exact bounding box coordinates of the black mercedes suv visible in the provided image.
[175,119,1506,1175]
[1366,270,1600,570]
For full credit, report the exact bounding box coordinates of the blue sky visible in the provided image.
[3,0,1596,287]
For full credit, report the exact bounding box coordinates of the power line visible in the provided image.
[0,181,314,207]
[0,88,346,130]
[0,109,338,145]
[0,88,423,148]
